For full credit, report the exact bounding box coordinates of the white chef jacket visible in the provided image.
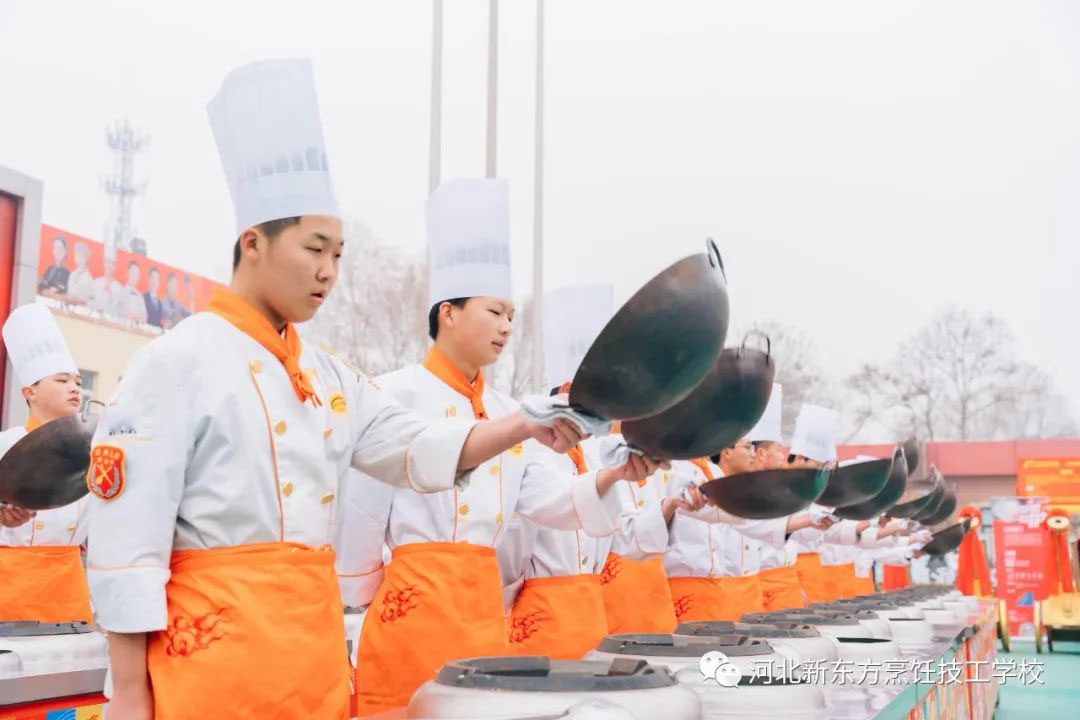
[607,467,671,561]
[497,438,674,610]
[663,460,787,579]
[499,440,614,579]
[0,426,88,548]
[333,363,622,608]
[86,313,477,634]
[757,537,798,571]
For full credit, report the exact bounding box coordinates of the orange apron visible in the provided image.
[669,574,763,622]
[354,542,506,716]
[882,563,910,591]
[508,574,608,659]
[758,565,807,611]
[852,574,876,596]
[795,552,829,604]
[146,542,349,720]
[821,563,855,601]
[0,546,92,623]
[600,554,677,633]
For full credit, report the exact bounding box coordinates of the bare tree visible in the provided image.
[302,220,429,377]
[846,307,1076,441]
[991,364,1078,439]
[735,320,832,438]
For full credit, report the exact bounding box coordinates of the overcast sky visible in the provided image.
[2,0,1078,421]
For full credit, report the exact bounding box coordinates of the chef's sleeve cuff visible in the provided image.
[405,418,479,492]
[572,473,621,537]
[88,565,170,633]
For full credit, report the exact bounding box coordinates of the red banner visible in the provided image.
[1017,457,1080,511]
[36,224,223,331]
[990,496,1048,635]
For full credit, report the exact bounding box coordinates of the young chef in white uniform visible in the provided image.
[87,60,569,720]
[339,180,647,715]
[499,283,667,659]
[0,303,91,624]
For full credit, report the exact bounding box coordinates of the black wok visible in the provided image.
[918,490,957,527]
[887,473,945,519]
[832,447,908,520]
[621,333,774,460]
[816,456,893,508]
[698,466,830,519]
[920,519,972,556]
[569,239,729,421]
[902,437,920,475]
[0,411,99,510]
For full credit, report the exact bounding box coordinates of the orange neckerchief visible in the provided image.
[567,446,588,475]
[689,458,715,482]
[555,382,588,474]
[207,288,322,407]
[423,346,487,419]
[24,416,42,432]
[1044,509,1076,594]
[956,506,991,596]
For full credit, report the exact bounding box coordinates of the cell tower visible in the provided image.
[103,119,149,253]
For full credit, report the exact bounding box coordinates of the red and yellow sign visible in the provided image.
[990,496,1048,635]
[36,224,224,331]
[1017,458,1080,511]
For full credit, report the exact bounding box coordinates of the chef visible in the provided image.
[344,179,643,715]
[0,303,91,624]
[87,60,572,720]
[501,284,670,658]
[663,442,793,622]
[819,514,903,600]
[599,460,692,633]
[786,404,874,604]
[745,385,834,611]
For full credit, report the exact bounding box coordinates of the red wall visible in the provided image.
[0,193,17,419]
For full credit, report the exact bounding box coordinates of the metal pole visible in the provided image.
[486,0,499,178]
[428,0,444,194]
[530,0,545,392]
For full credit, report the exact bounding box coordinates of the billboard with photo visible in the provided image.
[36,224,224,331]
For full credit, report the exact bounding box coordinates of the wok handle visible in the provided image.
[80,399,106,423]
[705,237,726,281]
[740,330,771,360]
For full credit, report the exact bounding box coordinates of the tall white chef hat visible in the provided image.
[427,179,512,308]
[745,383,784,444]
[543,283,614,388]
[789,403,839,463]
[207,58,338,235]
[2,303,78,388]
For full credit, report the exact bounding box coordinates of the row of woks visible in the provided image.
[695,434,971,555]
[571,239,969,552]
[0,237,971,560]
[403,586,980,719]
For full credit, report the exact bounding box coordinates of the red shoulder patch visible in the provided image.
[87,444,126,501]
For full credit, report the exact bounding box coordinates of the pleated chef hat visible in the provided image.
[208,58,338,234]
[427,179,512,308]
[2,303,78,387]
[745,383,783,444]
[789,403,839,463]
[543,283,614,388]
